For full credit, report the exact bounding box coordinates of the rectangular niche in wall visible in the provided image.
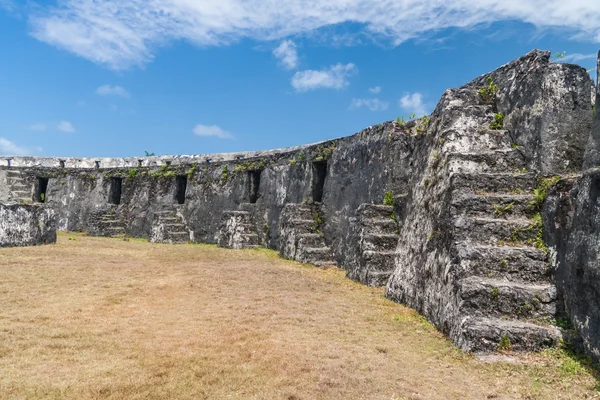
[109,177,122,205]
[175,175,187,204]
[312,161,328,203]
[36,177,49,203]
[248,170,262,204]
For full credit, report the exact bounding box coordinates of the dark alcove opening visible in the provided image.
[175,175,187,204]
[37,177,49,203]
[248,170,262,204]
[109,177,122,205]
[312,162,328,203]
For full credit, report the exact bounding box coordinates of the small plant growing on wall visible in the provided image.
[497,334,512,351]
[479,76,499,105]
[383,192,394,207]
[490,113,504,130]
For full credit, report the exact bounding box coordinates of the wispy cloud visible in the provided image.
[291,63,357,92]
[558,53,597,64]
[0,138,41,156]
[96,85,130,98]
[273,40,298,70]
[369,86,381,94]
[57,121,76,133]
[29,123,47,131]
[0,0,14,12]
[349,98,389,111]
[27,1,600,70]
[399,92,427,115]
[193,124,234,139]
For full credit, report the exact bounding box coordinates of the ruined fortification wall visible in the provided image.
[547,53,600,359]
[0,203,56,247]
[0,49,597,356]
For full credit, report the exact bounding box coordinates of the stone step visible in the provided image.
[362,251,396,272]
[285,219,318,233]
[446,150,527,175]
[456,243,550,284]
[163,223,186,230]
[364,270,394,287]
[10,184,30,191]
[11,190,32,200]
[458,277,556,319]
[6,170,23,178]
[281,204,315,221]
[451,193,536,219]
[313,260,337,268]
[357,204,394,220]
[297,233,326,249]
[441,125,513,152]
[453,216,539,244]
[99,219,125,228]
[451,172,537,195]
[359,218,398,234]
[457,316,561,353]
[166,231,189,243]
[157,217,181,223]
[361,234,399,252]
[297,247,333,264]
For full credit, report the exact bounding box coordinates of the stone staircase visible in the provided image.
[348,204,399,287]
[217,209,261,249]
[279,203,336,267]
[97,207,127,238]
[446,145,561,352]
[6,170,32,203]
[150,208,190,244]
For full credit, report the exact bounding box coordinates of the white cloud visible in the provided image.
[291,63,357,92]
[399,92,427,115]
[558,53,597,64]
[369,86,381,94]
[273,40,298,70]
[193,124,234,139]
[96,85,130,98]
[28,1,600,70]
[0,138,41,156]
[57,121,76,133]
[349,98,389,111]
[29,123,47,131]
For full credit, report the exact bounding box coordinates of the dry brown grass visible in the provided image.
[0,233,598,400]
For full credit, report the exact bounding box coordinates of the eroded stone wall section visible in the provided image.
[0,204,56,247]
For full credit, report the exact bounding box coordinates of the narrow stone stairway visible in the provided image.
[217,209,261,249]
[279,203,336,267]
[447,146,560,352]
[349,204,399,287]
[150,208,190,244]
[7,170,32,203]
[98,207,127,238]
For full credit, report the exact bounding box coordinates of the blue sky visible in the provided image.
[0,0,598,158]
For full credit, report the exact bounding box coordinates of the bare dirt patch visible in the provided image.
[0,234,598,399]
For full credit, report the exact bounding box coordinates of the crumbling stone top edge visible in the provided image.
[0,136,346,169]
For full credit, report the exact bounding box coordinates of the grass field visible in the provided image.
[0,233,598,399]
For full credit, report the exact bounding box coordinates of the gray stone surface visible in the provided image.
[583,51,600,168]
[0,203,56,247]
[1,49,597,356]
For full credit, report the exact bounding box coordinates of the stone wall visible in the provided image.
[0,49,597,355]
[549,54,600,360]
[0,203,56,247]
